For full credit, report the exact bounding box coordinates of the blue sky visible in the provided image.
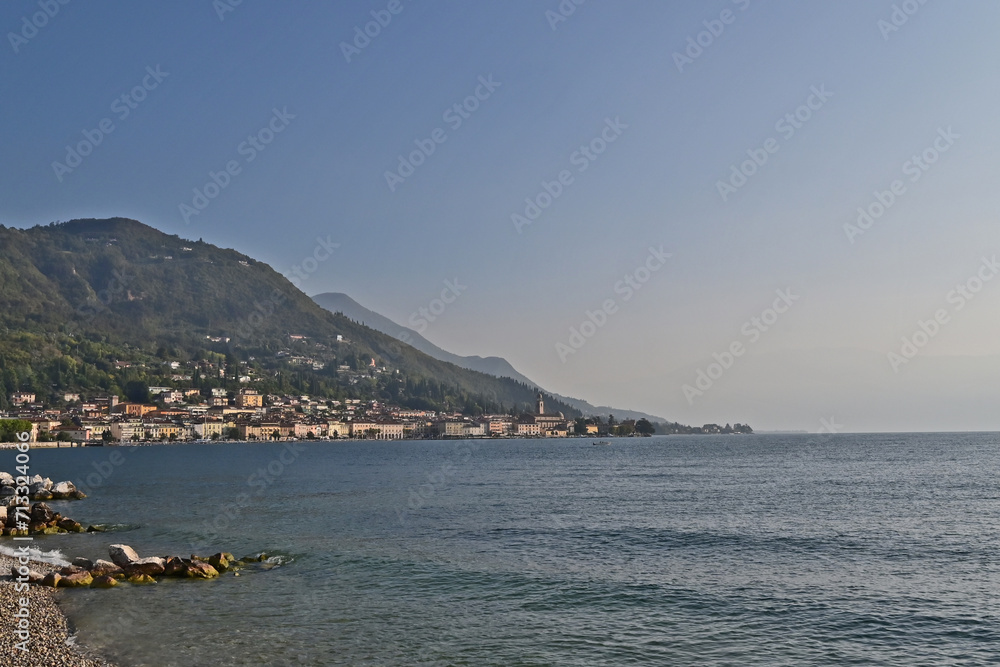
[3,0,1000,431]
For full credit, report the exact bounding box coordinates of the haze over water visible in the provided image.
[21,435,1000,666]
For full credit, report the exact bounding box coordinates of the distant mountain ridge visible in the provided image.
[312,292,669,423]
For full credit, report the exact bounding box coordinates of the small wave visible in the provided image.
[265,554,293,566]
[0,544,72,567]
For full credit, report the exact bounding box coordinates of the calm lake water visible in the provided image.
[9,433,1000,665]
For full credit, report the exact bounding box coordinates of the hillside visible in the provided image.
[312,292,540,385]
[0,218,578,416]
[312,291,670,422]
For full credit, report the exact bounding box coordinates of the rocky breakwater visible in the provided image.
[0,501,95,537]
[21,544,261,588]
[0,471,87,501]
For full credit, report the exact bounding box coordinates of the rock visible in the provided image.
[72,557,94,570]
[208,552,235,572]
[50,481,79,500]
[71,489,87,499]
[92,575,119,588]
[0,506,6,523]
[162,557,187,576]
[0,486,15,497]
[29,503,55,524]
[28,481,46,495]
[40,573,61,588]
[59,565,86,576]
[109,544,141,568]
[184,561,220,579]
[26,570,45,584]
[28,474,43,486]
[60,570,94,588]
[57,517,84,533]
[90,560,125,578]
[0,472,14,486]
[126,573,156,585]
[86,525,105,532]
[240,553,268,563]
[128,557,165,577]
[31,489,53,501]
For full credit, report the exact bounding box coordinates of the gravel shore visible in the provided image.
[0,554,117,667]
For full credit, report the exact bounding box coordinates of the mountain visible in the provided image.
[312,293,539,385]
[312,292,669,423]
[0,218,579,416]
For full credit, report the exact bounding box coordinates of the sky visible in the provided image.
[3,0,1000,432]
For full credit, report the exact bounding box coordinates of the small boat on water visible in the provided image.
[592,440,610,446]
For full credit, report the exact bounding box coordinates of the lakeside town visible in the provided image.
[0,388,752,445]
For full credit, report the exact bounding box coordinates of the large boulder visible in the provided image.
[72,557,94,570]
[50,481,79,500]
[208,552,235,572]
[57,517,84,533]
[128,557,166,577]
[184,561,220,579]
[109,544,141,568]
[40,573,61,588]
[162,557,187,576]
[29,503,54,524]
[60,570,94,588]
[90,560,125,578]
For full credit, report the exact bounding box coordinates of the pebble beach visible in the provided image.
[0,554,116,667]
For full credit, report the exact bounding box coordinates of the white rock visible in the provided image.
[51,481,76,495]
[109,544,141,568]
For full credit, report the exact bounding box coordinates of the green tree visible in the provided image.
[0,419,32,442]
[124,380,150,403]
[635,418,655,436]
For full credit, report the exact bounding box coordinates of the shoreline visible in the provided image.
[0,554,117,667]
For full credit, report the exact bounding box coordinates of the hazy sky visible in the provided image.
[3,1,1000,432]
